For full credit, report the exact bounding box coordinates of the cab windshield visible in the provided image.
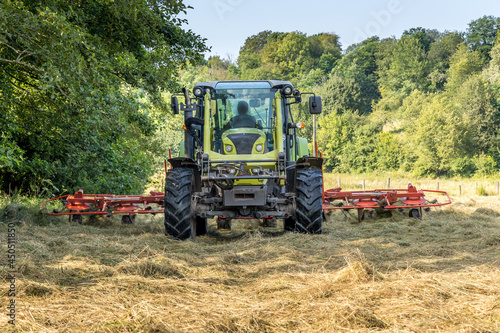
[211,87,276,153]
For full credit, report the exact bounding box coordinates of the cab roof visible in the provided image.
[194,80,293,91]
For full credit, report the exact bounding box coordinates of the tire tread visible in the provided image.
[164,168,194,240]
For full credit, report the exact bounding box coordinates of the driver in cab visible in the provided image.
[223,101,262,130]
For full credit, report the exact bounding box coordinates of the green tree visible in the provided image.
[466,15,500,58]
[309,33,342,73]
[373,132,402,171]
[238,30,286,78]
[319,75,364,115]
[483,42,500,84]
[402,27,440,53]
[340,120,381,173]
[238,30,340,81]
[334,37,381,113]
[452,74,500,160]
[446,44,485,90]
[374,37,397,87]
[267,31,313,78]
[317,111,360,171]
[427,32,464,90]
[380,36,431,95]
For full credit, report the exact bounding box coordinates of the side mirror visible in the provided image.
[171,96,179,115]
[309,96,322,114]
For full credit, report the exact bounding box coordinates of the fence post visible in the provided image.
[362,179,365,191]
[338,177,341,188]
[387,178,390,188]
[497,181,499,195]
[437,182,439,191]
[459,185,461,196]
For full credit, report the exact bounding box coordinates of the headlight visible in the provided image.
[193,87,204,97]
[282,85,293,96]
[225,144,233,152]
[255,144,263,152]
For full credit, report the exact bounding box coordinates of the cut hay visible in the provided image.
[0,193,499,332]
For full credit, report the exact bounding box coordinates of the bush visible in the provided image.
[474,154,498,176]
[451,157,477,177]
[477,184,489,196]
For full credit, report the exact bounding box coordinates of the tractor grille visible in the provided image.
[227,133,261,154]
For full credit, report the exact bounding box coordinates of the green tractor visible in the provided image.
[167,80,323,239]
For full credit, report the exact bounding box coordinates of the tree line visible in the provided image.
[1,1,499,195]
[179,16,500,178]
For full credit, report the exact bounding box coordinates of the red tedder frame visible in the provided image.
[40,189,165,223]
[322,183,451,221]
[41,184,451,222]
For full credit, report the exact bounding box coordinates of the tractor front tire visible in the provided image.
[164,168,197,240]
[294,168,323,234]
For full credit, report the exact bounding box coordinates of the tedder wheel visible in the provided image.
[71,214,82,224]
[293,168,323,234]
[121,214,136,224]
[409,208,421,219]
[164,168,199,240]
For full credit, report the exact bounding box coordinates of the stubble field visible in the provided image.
[0,175,499,332]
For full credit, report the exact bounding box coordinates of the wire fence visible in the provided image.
[323,174,500,197]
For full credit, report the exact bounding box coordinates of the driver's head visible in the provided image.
[237,101,249,115]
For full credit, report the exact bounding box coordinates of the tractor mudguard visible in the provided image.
[295,157,323,170]
[168,157,197,169]
[168,157,201,191]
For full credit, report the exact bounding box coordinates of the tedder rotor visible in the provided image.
[322,184,451,222]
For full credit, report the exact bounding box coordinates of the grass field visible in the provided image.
[1,174,499,332]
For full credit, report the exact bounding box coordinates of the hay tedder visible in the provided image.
[41,80,451,238]
[322,184,451,221]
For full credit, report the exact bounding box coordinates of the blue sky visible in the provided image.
[182,0,500,60]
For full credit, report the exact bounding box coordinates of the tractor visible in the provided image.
[167,80,324,239]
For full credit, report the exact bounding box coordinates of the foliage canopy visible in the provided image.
[0,0,208,194]
[178,19,500,178]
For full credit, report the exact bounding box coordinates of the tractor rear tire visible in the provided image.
[294,168,323,234]
[164,168,197,240]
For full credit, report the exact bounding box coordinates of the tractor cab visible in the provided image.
[172,80,321,164]
[211,83,274,156]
